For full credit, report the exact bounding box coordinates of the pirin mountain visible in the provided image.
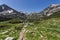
[28,4,60,21]
[0,4,26,20]
[0,4,60,21]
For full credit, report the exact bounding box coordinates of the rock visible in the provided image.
[28,23,34,26]
[5,37,14,40]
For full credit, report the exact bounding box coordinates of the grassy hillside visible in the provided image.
[0,19,23,40]
[25,12,60,40]
[0,11,60,40]
[25,17,60,40]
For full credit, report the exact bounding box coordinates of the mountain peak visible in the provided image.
[0,4,9,8]
[1,4,7,6]
[50,4,60,7]
[0,4,11,12]
[0,4,19,13]
[40,4,60,16]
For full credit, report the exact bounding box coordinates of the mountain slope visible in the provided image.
[0,4,26,20]
[27,4,60,22]
[0,4,60,40]
[24,5,60,40]
[41,4,60,16]
[25,11,60,40]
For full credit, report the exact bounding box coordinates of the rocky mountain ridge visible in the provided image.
[40,4,60,16]
[0,4,26,20]
[0,4,60,21]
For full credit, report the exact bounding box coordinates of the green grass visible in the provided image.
[0,11,60,40]
[0,18,60,40]
[0,20,23,40]
[25,17,60,40]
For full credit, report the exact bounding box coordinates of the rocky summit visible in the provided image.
[41,4,60,16]
[0,4,26,20]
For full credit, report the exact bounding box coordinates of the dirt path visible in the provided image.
[18,23,28,40]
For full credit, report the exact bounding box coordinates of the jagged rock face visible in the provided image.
[42,4,60,16]
[26,4,60,21]
[0,4,26,20]
[0,4,18,13]
[29,4,60,19]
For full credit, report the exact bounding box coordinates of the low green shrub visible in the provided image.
[34,21,40,24]
[0,24,11,28]
[15,26,23,30]
[8,19,23,24]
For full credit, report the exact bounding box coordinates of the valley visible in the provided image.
[0,4,60,40]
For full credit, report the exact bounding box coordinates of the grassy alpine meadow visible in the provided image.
[0,17,60,40]
[0,12,60,40]
[25,17,60,40]
[0,20,23,40]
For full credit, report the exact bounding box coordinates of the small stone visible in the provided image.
[40,35,43,37]
[5,37,14,40]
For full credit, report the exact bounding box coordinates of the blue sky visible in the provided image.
[0,0,60,13]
